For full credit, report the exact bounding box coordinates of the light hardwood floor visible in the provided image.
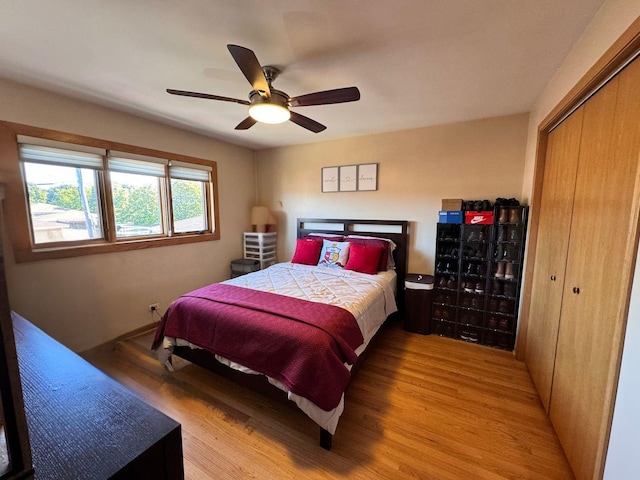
[82,320,574,479]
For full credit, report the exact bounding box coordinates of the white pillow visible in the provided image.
[317,240,351,268]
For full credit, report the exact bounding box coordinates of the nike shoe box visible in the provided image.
[465,211,494,224]
[438,211,463,224]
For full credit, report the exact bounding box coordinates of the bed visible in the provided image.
[152,218,409,449]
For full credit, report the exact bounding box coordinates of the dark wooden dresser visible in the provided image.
[12,312,183,479]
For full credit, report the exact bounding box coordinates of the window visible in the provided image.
[11,129,219,261]
[20,142,106,245]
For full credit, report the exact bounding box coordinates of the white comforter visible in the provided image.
[159,262,398,434]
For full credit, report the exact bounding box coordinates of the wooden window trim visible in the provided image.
[0,121,220,263]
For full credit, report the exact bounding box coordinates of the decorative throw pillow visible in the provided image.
[345,243,385,275]
[346,236,395,271]
[317,240,351,268]
[291,238,323,265]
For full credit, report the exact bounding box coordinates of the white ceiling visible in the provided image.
[0,0,604,150]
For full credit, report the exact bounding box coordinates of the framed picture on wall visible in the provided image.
[321,166,339,192]
[339,165,357,191]
[357,163,378,191]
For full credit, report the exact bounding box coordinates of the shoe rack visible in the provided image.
[431,205,528,350]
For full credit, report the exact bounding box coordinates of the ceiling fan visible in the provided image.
[167,44,361,133]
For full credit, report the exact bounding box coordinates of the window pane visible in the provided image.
[110,171,163,238]
[171,178,206,233]
[23,162,103,244]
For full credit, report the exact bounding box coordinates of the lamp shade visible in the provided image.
[251,206,270,233]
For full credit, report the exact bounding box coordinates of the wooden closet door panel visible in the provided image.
[550,58,640,480]
[525,109,583,412]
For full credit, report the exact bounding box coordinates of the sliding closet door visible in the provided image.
[525,109,583,411]
[550,58,640,480]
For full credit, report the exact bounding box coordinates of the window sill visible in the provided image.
[14,231,219,263]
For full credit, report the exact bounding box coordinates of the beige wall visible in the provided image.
[0,78,255,351]
[256,113,529,275]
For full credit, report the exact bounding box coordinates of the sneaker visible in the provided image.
[497,226,507,243]
[468,331,479,343]
[509,227,520,243]
[491,279,502,295]
[503,282,516,297]
[467,230,479,242]
[488,298,498,311]
[464,282,474,293]
[495,262,505,278]
[499,317,510,330]
[447,277,457,289]
[475,281,485,294]
[498,300,509,313]
[461,296,472,307]
[509,208,521,224]
[460,329,471,340]
[498,207,509,224]
[487,316,498,328]
[504,262,515,279]
[471,297,482,309]
[438,277,447,288]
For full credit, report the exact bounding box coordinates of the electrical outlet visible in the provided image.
[148,303,160,312]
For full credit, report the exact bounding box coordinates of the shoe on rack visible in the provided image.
[497,226,507,243]
[488,298,499,311]
[509,227,520,243]
[467,230,479,242]
[465,263,477,276]
[434,308,442,319]
[509,208,521,224]
[462,296,472,307]
[447,277,457,289]
[494,262,505,278]
[487,316,498,328]
[503,282,516,297]
[491,279,502,295]
[498,317,510,330]
[468,331,479,343]
[498,300,509,313]
[498,207,509,224]
[475,281,485,294]
[464,282,475,293]
[438,277,447,288]
[471,298,482,309]
[504,262,515,279]
[460,329,471,341]
[442,309,450,320]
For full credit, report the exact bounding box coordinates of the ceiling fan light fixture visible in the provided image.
[249,103,290,124]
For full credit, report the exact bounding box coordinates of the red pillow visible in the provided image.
[291,238,322,265]
[346,237,390,271]
[345,243,385,275]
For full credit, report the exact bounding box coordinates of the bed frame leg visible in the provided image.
[320,428,332,450]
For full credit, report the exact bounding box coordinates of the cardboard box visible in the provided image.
[442,198,463,211]
[464,211,494,225]
[438,211,463,224]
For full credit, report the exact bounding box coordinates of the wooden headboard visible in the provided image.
[297,218,410,310]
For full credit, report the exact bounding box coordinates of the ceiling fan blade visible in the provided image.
[289,111,326,133]
[235,117,258,130]
[227,44,270,96]
[166,89,249,105]
[289,86,360,107]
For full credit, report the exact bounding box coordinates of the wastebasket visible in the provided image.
[404,273,434,334]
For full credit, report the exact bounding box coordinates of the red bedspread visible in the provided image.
[152,283,364,411]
